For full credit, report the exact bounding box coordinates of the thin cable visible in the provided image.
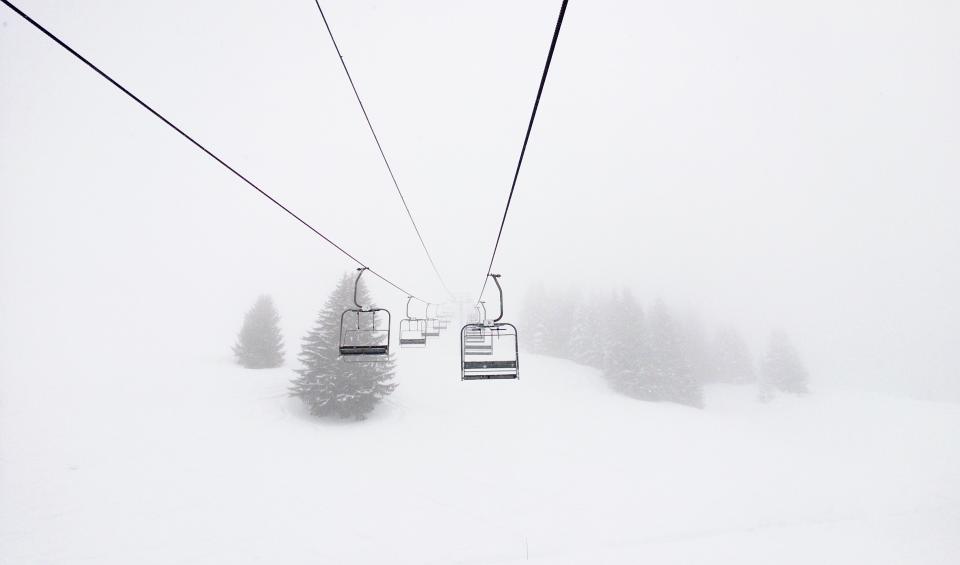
[476,0,569,305]
[1,0,430,303]
[312,1,454,303]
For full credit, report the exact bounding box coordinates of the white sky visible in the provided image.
[1,0,958,400]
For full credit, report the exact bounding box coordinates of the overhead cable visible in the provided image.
[1,0,433,302]
[475,0,569,304]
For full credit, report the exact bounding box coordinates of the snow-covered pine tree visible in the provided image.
[521,283,550,354]
[543,289,577,359]
[289,272,397,420]
[760,330,809,395]
[679,314,711,386]
[602,289,645,396]
[644,300,703,408]
[710,327,756,384]
[569,293,604,369]
[233,295,285,369]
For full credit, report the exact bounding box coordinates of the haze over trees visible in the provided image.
[289,272,397,420]
[233,295,285,369]
[522,284,810,408]
[760,330,810,397]
[709,328,756,384]
[522,286,704,407]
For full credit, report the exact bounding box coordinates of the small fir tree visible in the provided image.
[290,272,397,420]
[233,295,284,369]
[760,330,809,395]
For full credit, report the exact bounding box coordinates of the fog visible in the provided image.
[3,1,960,562]
[3,0,956,401]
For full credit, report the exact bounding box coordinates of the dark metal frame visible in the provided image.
[399,296,427,347]
[423,303,441,337]
[460,274,519,380]
[339,267,391,357]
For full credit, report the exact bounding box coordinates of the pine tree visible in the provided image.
[289,273,397,420]
[233,295,284,369]
[710,327,756,384]
[643,300,703,408]
[521,283,550,354]
[760,331,809,395]
[602,289,646,396]
[543,289,577,359]
[679,314,711,386]
[569,293,604,369]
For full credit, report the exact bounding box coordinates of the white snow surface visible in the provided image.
[2,330,959,564]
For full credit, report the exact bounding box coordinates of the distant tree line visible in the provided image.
[231,281,808,416]
[521,283,809,407]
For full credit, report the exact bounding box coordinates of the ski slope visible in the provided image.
[2,329,959,564]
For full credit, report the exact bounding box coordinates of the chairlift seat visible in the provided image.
[399,318,427,348]
[462,374,517,380]
[340,345,389,355]
[460,321,518,380]
[423,320,441,337]
[339,308,391,358]
[338,269,392,358]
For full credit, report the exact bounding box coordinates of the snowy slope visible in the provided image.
[1,328,959,564]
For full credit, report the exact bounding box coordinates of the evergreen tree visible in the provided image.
[760,330,809,395]
[289,273,397,420]
[233,295,284,369]
[679,314,711,386]
[602,289,646,396]
[521,283,550,354]
[543,289,577,359]
[643,300,703,407]
[710,327,756,384]
[569,293,604,369]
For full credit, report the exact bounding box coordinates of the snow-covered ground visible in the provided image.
[2,329,958,564]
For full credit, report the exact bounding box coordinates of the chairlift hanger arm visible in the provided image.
[353,267,367,309]
[490,274,504,323]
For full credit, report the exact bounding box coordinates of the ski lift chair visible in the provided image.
[399,297,427,348]
[339,268,391,357]
[460,275,519,380]
[423,304,441,337]
[434,304,451,329]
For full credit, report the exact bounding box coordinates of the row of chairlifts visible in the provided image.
[400,298,445,348]
[337,267,450,356]
[337,268,519,381]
